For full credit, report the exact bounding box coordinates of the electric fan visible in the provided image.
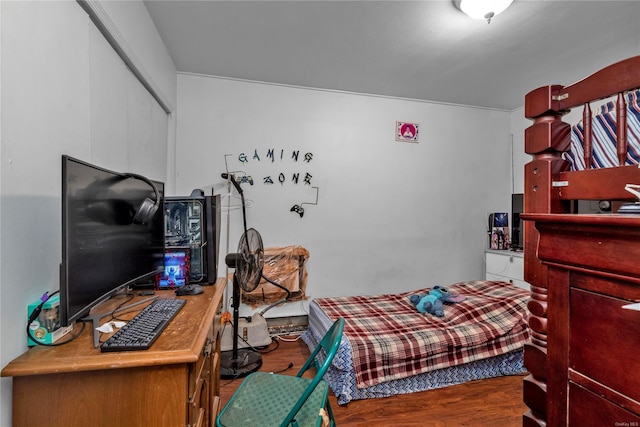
[220,227,264,378]
[220,172,266,378]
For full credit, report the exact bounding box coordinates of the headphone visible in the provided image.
[125,173,160,225]
[83,172,160,226]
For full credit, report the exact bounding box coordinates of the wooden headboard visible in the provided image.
[522,55,640,426]
[524,55,640,286]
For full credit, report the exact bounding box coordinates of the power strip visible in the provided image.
[268,323,308,336]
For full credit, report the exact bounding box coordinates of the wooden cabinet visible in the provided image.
[522,214,640,426]
[485,250,529,290]
[1,279,225,427]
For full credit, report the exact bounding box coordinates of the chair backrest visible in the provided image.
[297,317,344,378]
[282,317,344,426]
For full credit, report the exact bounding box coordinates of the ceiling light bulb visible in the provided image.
[457,0,514,23]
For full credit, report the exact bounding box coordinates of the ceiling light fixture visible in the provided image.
[454,0,514,24]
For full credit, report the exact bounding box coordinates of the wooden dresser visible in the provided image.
[522,214,640,426]
[1,279,225,427]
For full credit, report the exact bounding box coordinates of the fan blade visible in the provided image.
[237,228,264,292]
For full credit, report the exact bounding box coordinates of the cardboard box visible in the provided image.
[27,294,73,346]
[241,245,309,307]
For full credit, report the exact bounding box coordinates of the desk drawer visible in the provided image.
[570,288,640,403]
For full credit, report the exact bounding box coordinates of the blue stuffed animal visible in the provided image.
[409,291,445,317]
[409,286,465,317]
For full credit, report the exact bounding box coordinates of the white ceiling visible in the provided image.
[144,0,640,111]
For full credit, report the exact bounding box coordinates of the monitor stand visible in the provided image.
[83,295,158,348]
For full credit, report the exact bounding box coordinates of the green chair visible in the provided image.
[217,317,345,427]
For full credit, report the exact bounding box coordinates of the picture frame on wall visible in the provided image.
[396,121,419,142]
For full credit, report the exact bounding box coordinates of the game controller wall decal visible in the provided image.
[235,175,254,185]
[290,186,319,218]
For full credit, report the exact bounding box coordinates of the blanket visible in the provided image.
[313,280,529,388]
[566,89,640,170]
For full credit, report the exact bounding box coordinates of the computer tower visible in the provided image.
[165,190,221,284]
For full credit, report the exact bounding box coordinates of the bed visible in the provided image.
[522,55,640,426]
[301,280,530,405]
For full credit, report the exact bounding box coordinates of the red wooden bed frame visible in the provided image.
[522,55,640,426]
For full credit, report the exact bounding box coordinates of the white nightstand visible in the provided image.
[485,250,530,290]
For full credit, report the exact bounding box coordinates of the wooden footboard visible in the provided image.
[522,55,640,426]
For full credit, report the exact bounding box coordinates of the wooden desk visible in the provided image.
[2,279,225,427]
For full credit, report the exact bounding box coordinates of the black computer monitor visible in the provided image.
[60,155,165,326]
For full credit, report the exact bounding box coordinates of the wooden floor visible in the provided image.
[219,337,527,426]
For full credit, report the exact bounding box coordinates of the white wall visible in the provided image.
[0,1,176,424]
[98,0,177,110]
[176,74,513,317]
[510,106,531,194]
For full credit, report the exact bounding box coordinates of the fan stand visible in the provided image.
[219,174,265,379]
[220,250,263,379]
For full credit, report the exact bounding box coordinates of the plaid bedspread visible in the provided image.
[313,280,530,388]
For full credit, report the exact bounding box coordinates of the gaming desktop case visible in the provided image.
[165,190,221,284]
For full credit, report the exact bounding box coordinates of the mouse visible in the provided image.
[175,284,204,296]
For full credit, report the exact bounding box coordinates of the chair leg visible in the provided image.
[324,400,336,427]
